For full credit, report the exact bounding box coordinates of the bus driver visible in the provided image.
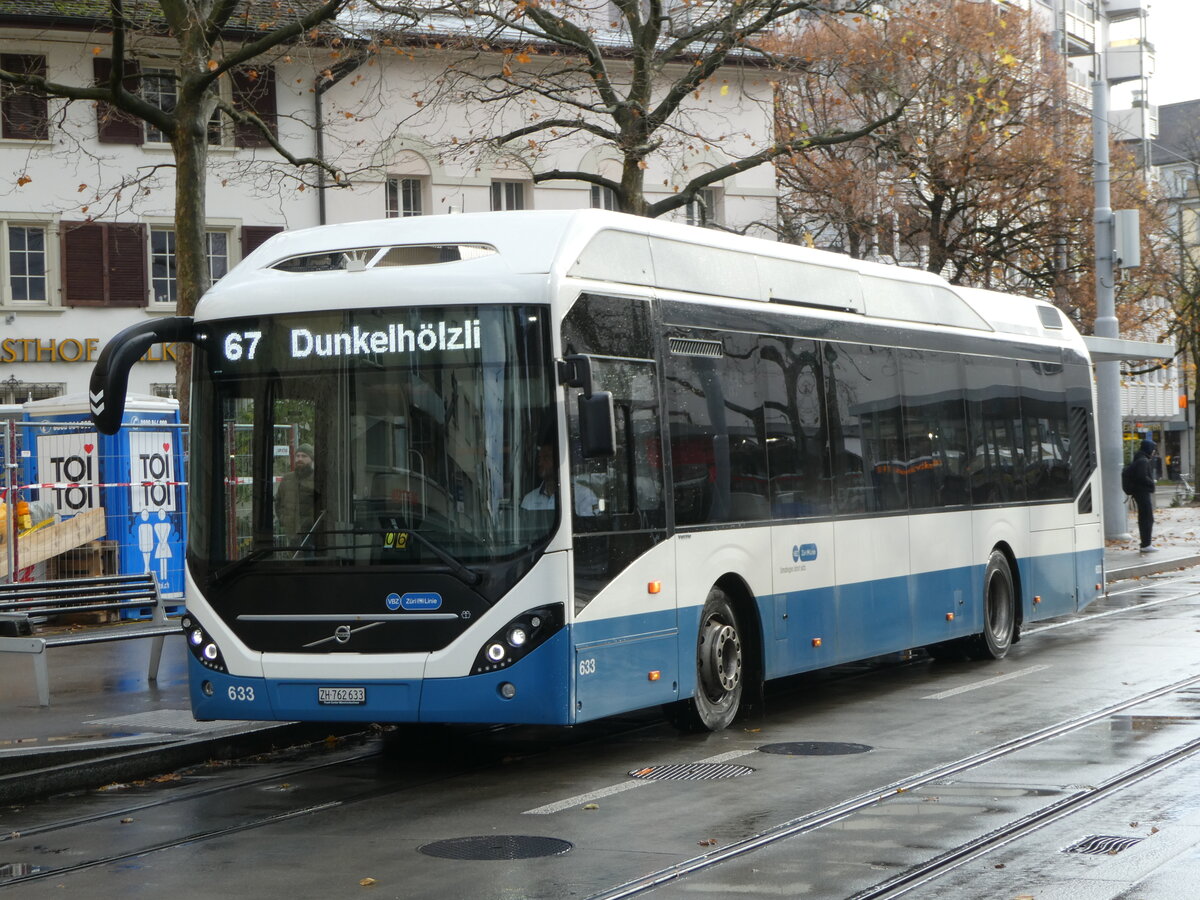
[521,441,599,517]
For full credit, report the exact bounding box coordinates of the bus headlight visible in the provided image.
[472,604,563,675]
[180,612,228,674]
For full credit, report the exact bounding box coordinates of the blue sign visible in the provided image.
[799,543,818,562]
[386,592,443,611]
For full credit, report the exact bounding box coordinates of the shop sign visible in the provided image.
[0,338,177,364]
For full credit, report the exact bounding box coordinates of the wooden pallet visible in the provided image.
[0,509,106,579]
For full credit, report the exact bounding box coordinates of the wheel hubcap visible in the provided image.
[987,571,1012,639]
[700,619,742,696]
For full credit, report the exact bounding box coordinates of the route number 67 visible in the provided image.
[224,331,262,361]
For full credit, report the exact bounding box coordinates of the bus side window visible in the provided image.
[965,357,1025,505]
[825,343,904,514]
[899,349,969,510]
[761,335,832,519]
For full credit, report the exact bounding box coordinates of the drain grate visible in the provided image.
[418,835,573,860]
[1063,835,1145,856]
[758,741,873,756]
[628,762,754,780]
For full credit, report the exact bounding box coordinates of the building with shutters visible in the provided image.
[0,3,779,404]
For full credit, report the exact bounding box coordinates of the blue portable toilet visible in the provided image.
[21,393,186,607]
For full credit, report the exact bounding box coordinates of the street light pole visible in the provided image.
[1093,68,1130,540]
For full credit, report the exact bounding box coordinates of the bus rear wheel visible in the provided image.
[667,587,744,733]
[967,550,1016,660]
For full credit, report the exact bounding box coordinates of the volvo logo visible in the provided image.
[302,621,383,649]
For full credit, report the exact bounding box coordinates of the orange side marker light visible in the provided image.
[946,612,954,621]
[648,670,661,682]
[811,638,822,648]
[647,581,661,594]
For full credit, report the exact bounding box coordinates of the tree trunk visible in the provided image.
[170,102,210,423]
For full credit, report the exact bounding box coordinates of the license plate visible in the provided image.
[318,687,366,705]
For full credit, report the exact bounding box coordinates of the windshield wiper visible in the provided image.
[213,545,281,582]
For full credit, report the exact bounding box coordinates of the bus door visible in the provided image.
[566,356,673,721]
[1019,360,1077,617]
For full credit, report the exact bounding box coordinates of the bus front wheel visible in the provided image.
[667,587,744,733]
[968,550,1016,660]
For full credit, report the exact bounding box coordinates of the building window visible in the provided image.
[5,223,48,304]
[685,187,719,226]
[150,382,178,399]
[0,378,64,405]
[1,54,49,140]
[142,66,224,145]
[491,180,526,211]
[590,185,619,211]
[151,228,232,305]
[386,177,424,217]
[142,68,176,144]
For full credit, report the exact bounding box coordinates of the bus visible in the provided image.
[90,210,1102,732]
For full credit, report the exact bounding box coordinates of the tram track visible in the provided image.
[848,733,1200,899]
[582,671,1200,900]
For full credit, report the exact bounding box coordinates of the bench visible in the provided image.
[0,572,182,706]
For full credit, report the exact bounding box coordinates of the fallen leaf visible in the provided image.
[120,817,134,824]
[697,838,717,846]
[583,803,599,810]
[359,877,377,886]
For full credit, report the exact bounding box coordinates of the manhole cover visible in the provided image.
[418,835,573,860]
[628,762,755,780]
[758,741,873,756]
[1063,835,1144,856]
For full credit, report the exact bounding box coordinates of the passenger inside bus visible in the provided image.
[276,443,320,543]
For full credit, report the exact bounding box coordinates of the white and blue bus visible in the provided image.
[91,210,1103,732]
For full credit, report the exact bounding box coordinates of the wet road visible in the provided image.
[4,570,1200,899]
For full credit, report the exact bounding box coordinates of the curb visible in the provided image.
[1107,554,1200,583]
[0,722,360,805]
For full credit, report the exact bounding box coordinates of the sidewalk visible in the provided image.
[3,502,1199,805]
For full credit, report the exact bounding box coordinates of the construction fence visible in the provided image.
[2,412,186,607]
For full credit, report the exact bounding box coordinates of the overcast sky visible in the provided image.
[1146,0,1197,106]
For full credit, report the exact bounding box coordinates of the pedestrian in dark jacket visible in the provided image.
[1130,439,1158,553]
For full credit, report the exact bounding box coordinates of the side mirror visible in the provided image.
[90,317,194,434]
[578,391,616,459]
[559,354,616,459]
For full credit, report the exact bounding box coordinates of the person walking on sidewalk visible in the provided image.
[1130,439,1159,553]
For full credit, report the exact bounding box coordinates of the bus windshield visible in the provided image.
[189,305,555,571]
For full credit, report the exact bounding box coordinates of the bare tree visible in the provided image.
[0,0,365,416]
[387,0,907,219]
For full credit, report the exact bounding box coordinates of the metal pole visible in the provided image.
[1093,70,1130,540]
[4,420,16,583]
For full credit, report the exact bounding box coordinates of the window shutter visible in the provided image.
[242,225,284,258]
[232,66,277,148]
[61,222,106,306]
[106,223,148,307]
[1,54,49,140]
[94,57,143,145]
[61,221,147,307]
